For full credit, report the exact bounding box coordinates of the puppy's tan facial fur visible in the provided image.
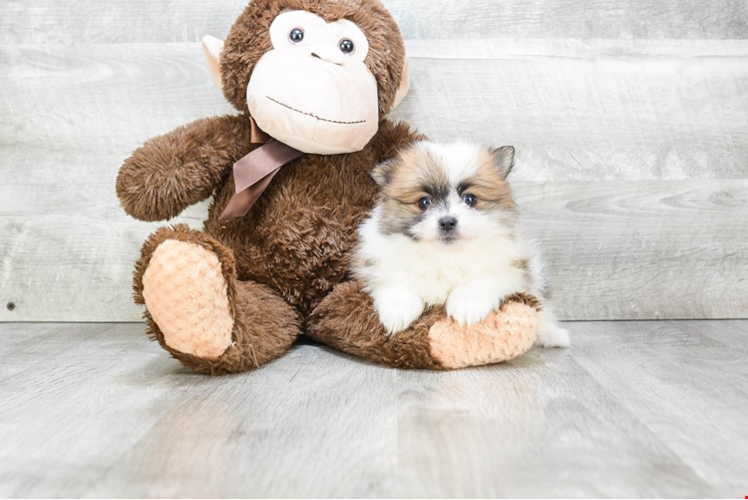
[458,146,516,213]
[371,147,448,202]
[370,142,517,240]
[371,147,448,236]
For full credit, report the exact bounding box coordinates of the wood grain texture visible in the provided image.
[394,39,748,181]
[0,321,746,497]
[2,41,746,184]
[2,0,746,44]
[571,320,748,496]
[517,180,748,320]
[2,180,747,321]
[1,40,747,321]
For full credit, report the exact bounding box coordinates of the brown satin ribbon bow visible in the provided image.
[220,118,304,219]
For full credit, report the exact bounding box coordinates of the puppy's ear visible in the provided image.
[490,146,515,179]
[370,158,397,187]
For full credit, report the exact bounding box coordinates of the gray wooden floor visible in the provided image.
[0,322,746,498]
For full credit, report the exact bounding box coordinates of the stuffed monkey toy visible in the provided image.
[116,0,540,375]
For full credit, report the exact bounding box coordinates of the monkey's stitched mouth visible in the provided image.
[266,96,366,125]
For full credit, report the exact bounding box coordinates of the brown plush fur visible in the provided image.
[503,292,543,312]
[202,119,425,318]
[308,281,443,369]
[120,113,423,372]
[117,115,253,222]
[117,0,535,374]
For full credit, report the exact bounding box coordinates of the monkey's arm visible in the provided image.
[116,114,252,221]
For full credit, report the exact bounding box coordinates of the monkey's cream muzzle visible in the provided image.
[244,10,379,155]
[247,50,379,155]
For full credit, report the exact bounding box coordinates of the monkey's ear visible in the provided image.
[391,57,411,110]
[202,35,225,89]
[490,146,515,178]
[370,158,397,187]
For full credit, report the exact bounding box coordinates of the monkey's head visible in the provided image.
[202,0,410,155]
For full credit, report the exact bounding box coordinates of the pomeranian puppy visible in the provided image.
[353,140,570,347]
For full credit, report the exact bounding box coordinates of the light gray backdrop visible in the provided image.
[1,0,747,322]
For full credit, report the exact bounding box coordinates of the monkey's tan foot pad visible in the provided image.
[428,301,538,369]
[142,239,234,359]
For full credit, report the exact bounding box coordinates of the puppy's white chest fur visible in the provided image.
[356,209,528,307]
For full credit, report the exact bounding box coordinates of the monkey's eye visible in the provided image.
[339,39,355,54]
[289,28,304,44]
[417,197,431,210]
[462,193,478,207]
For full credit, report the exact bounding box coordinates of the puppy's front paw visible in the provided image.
[373,288,424,335]
[446,287,497,327]
[536,324,571,348]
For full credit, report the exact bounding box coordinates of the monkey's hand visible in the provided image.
[116,114,252,221]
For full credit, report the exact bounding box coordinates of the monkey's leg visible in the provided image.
[135,225,301,375]
[307,281,539,370]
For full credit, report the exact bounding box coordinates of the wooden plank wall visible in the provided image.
[1,1,747,322]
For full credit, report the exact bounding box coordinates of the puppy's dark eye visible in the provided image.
[417,197,431,210]
[289,28,304,44]
[462,193,478,207]
[339,39,355,54]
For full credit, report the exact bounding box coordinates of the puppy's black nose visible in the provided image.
[439,216,458,232]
